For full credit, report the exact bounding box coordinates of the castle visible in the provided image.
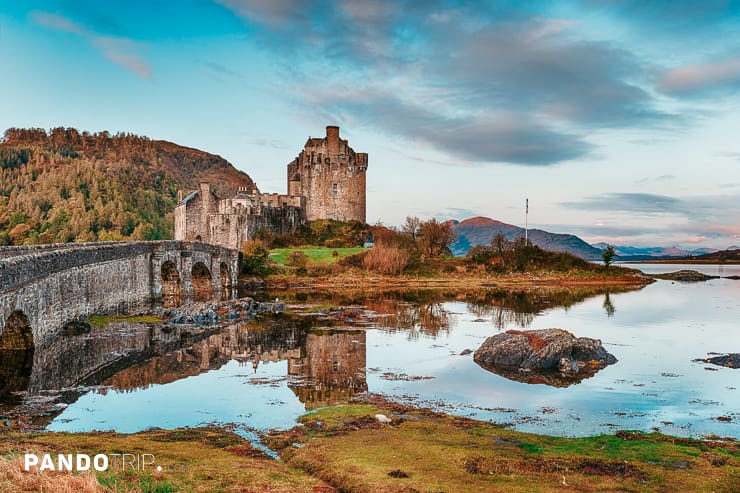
[174,126,367,249]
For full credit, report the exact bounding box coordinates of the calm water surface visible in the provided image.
[12,265,739,440]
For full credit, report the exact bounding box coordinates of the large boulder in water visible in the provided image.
[473,328,617,387]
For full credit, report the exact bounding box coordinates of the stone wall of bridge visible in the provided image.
[0,241,239,348]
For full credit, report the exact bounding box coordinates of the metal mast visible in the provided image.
[525,198,529,245]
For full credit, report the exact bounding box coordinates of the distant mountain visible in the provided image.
[449,216,603,260]
[0,127,253,244]
[683,249,740,262]
[590,243,722,258]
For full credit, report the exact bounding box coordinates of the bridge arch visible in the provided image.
[220,262,232,289]
[0,310,34,350]
[161,260,181,297]
[191,261,212,301]
[0,310,34,402]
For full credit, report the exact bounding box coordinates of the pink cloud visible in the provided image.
[659,57,740,95]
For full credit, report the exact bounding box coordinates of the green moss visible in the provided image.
[84,314,163,327]
[517,442,543,453]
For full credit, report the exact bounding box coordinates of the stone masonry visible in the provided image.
[287,125,368,223]
[175,126,367,249]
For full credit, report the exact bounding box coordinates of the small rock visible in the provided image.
[460,349,473,356]
[696,353,740,369]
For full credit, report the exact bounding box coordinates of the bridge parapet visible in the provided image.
[0,241,131,260]
[0,241,240,347]
[0,242,152,293]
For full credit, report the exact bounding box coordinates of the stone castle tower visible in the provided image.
[286,126,368,223]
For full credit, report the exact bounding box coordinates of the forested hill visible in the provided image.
[0,127,255,245]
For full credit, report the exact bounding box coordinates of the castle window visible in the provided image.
[332,183,338,195]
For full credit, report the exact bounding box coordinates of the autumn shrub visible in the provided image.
[466,245,494,264]
[362,244,411,275]
[241,239,271,276]
[307,263,342,277]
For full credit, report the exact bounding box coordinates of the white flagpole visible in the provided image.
[525,198,528,244]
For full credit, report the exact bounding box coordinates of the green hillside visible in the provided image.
[0,127,254,245]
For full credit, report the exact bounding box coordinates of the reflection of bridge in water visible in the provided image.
[1,312,367,421]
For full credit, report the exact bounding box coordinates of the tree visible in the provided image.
[401,216,421,239]
[602,244,616,269]
[417,218,457,256]
[241,240,271,276]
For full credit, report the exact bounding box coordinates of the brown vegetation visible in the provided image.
[265,398,739,493]
[0,456,105,493]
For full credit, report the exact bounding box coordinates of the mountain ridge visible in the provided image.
[450,216,603,260]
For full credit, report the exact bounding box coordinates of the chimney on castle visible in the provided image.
[326,125,339,156]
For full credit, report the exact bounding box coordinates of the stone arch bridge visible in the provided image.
[0,241,239,349]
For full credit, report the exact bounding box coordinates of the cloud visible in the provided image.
[545,223,658,237]
[716,151,740,163]
[432,207,482,221]
[217,1,669,166]
[248,137,288,149]
[561,192,740,237]
[429,18,665,128]
[658,57,740,96]
[214,0,308,26]
[580,0,740,36]
[301,86,592,165]
[31,11,151,79]
[562,192,684,214]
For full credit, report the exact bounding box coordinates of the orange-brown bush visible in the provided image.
[362,244,411,275]
[0,456,106,493]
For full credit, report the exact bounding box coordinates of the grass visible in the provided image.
[0,428,327,493]
[269,246,364,266]
[265,402,740,493]
[84,314,163,327]
[2,404,736,492]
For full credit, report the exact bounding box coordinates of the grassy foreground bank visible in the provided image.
[2,399,737,492]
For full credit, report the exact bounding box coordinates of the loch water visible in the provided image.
[3,265,738,441]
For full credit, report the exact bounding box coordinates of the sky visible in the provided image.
[1,0,739,249]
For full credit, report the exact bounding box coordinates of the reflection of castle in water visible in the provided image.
[106,324,367,410]
[288,330,367,410]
